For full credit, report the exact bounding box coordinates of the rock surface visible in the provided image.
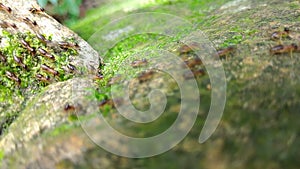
[0,0,99,156]
[1,0,300,169]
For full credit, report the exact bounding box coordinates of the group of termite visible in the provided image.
[2,2,296,112]
[0,3,79,85]
[269,27,300,57]
[94,27,300,113]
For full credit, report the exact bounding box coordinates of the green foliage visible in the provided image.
[0,149,4,167]
[38,0,82,17]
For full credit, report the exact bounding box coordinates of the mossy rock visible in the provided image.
[1,0,300,169]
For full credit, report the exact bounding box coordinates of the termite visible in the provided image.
[29,6,45,14]
[270,43,297,58]
[107,75,122,86]
[13,54,27,69]
[64,103,76,112]
[131,58,148,68]
[93,74,104,80]
[99,99,114,107]
[23,17,38,27]
[217,46,236,60]
[67,64,77,72]
[0,52,7,63]
[58,41,80,50]
[0,21,17,29]
[20,39,35,54]
[37,48,55,60]
[271,27,290,43]
[183,69,205,80]
[5,71,21,85]
[35,74,50,83]
[99,98,123,108]
[0,3,12,13]
[178,42,200,54]
[137,70,155,82]
[41,64,59,76]
[92,70,104,80]
[183,57,202,68]
[36,33,51,44]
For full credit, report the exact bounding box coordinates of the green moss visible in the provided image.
[91,33,182,113]
[289,2,300,9]
[69,0,176,39]
[0,31,77,92]
[221,34,243,47]
[0,149,3,158]
[2,0,299,168]
[0,30,80,136]
[70,0,232,40]
[48,123,75,137]
[0,149,4,168]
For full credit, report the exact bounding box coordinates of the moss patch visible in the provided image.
[0,30,79,135]
[71,0,300,168]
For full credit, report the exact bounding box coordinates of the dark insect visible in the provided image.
[183,57,202,68]
[36,33,50,44]
[183,69,205,80]
[23,17,38,27]
[0,21,9,28]
[107,75,122,86]
[137,70,155,82]
[0,52,7,63]
[64,103,76,112]
[217,46,236,60]
[93,70,104,80]
[5,71,21,84]
[20,39,35,54]
[99,99,114,107]
[0,3,12,13]
[38,48,55,60]
[178,42,200,54]
[93,74,104,80]
[0,21,17,29]
[35,74,50,83]
[9,23,17,29]
[270,43,297,57]
[41,64,59,76]
[58,41,80,50]
[37,47,47,55]
[13,54,27,69]
[67,64,77,72]
[131,58,148,68]
[99,98,123,108]
[271,27,290,41]
[29,6,45,14]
